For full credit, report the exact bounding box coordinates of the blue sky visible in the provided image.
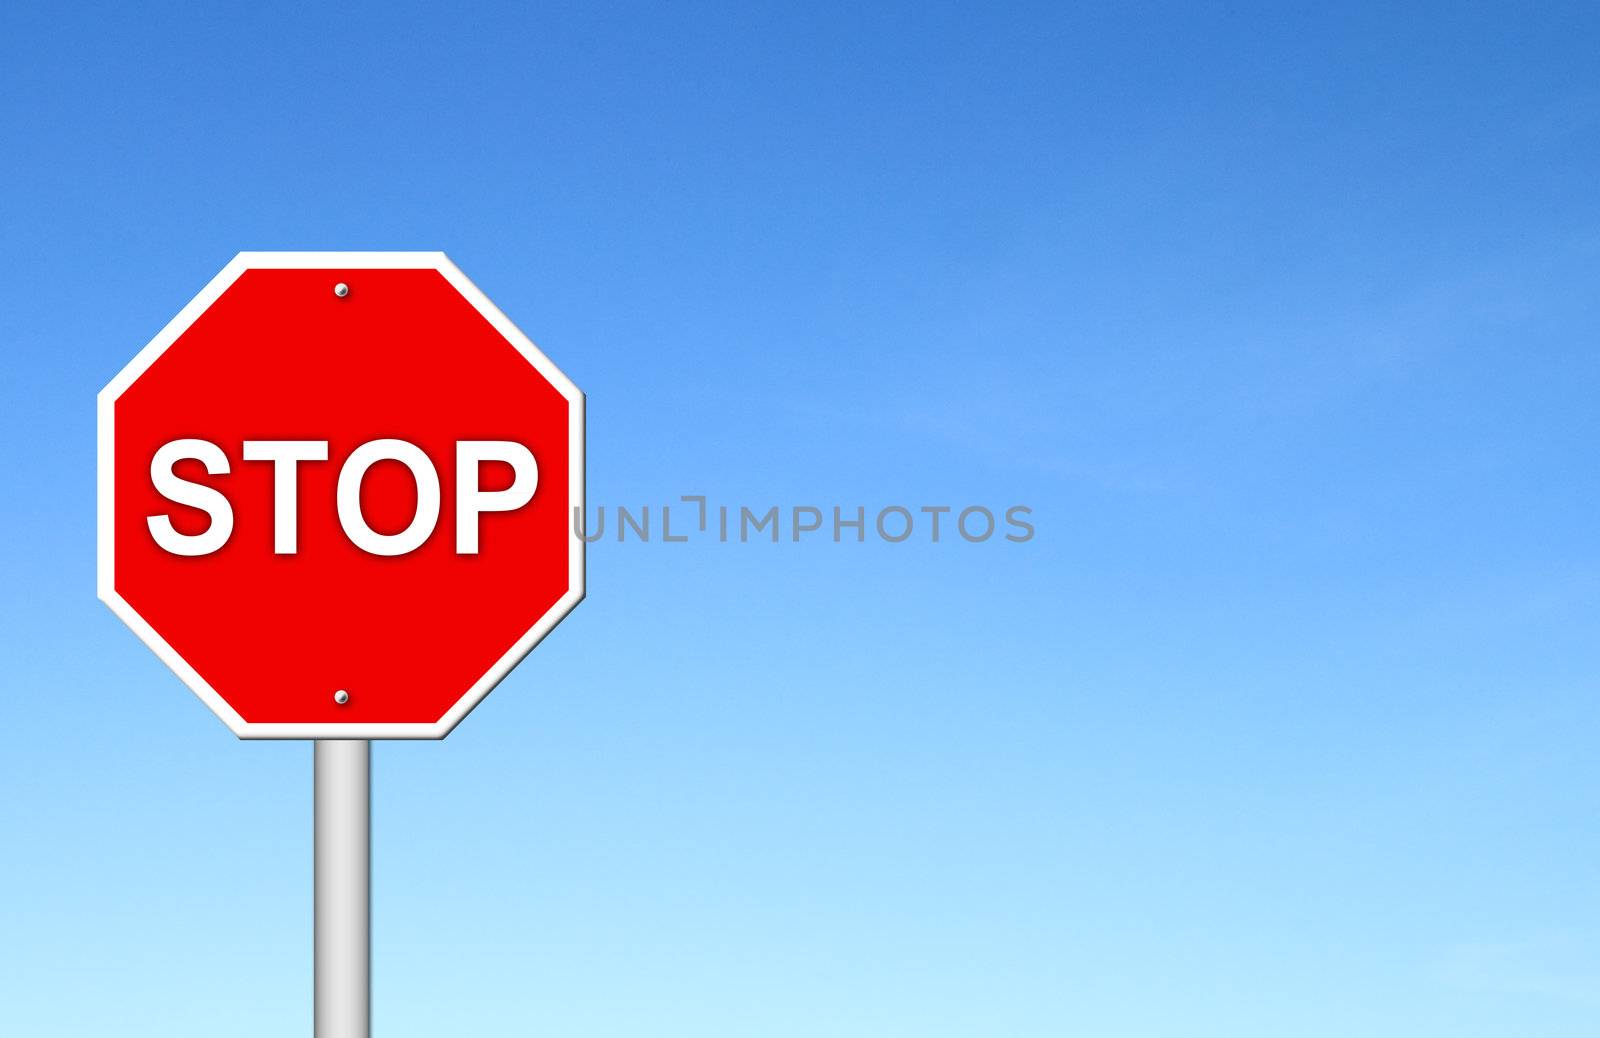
[5,2,1600,1035]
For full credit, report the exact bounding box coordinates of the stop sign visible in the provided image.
[97,252,584,738]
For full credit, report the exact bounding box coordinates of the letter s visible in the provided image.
[147,439,234,556]
[1004,505,1034,543]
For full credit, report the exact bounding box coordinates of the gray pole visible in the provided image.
[315,740,370,1038]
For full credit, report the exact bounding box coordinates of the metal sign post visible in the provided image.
[315,740,370,1038]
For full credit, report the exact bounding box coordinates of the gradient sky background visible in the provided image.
[6,3,1600,1036]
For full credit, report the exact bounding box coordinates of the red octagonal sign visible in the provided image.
[98,253,584,738]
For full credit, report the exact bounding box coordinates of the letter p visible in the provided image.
[456,441,538,554]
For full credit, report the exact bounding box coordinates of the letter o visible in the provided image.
[336,439,441,556]
[876,506,914,543]
[958,505,995,543]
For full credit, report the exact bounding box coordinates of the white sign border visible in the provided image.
[97,252,586,739]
